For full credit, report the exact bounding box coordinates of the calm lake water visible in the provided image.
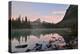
[10,29,77,52]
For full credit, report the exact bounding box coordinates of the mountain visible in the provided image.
[57,5,78,28]
[33,18,41,23]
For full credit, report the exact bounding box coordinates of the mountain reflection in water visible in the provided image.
[11,33,66,52]
[10,28,78,53]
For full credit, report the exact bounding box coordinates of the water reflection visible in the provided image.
[10,29,78,53]
[11,33,66,52]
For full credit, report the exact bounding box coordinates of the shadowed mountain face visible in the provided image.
[64,5,78,20]
[58,5,78,29]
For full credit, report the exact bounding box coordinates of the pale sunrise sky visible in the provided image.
[11,1,69,24]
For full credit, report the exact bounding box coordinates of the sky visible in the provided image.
[11,1,69,24]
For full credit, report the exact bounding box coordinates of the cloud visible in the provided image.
[52,11,66,15]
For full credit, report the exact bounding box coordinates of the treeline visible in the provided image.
[10,16,31,29]
[10,17,56,29]
[9,15,77,29]
[10,16,62,29]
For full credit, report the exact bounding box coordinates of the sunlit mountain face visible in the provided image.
[11,1,69,24]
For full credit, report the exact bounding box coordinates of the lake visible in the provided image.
[10,28,78,52]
